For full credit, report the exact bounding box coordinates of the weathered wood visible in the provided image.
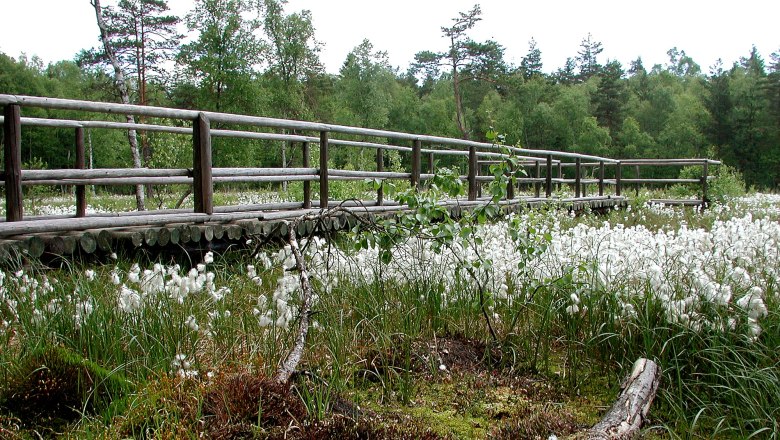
[468,144,477,201]
[79,231,97,254]
[616,162,623,196]
[18,235,45,259]
[1,94,624,164]
[193,113,213,214]
[319,131,329,209]
[545,155,553,197]
[203,225,214,241]
[557,162,563,191]
[189,225,201,243]
[4,104,23,222]
[428,151,435,174]
[42,234,77,255]
[575,158,582,198]
[226,224,243,240]
[376,147,384,206]
[92,229,112,252]
[169,226,181,244]
[702,161,709,204]
[506,160,515,200]
[75,127,87,217]
[157,227,171,246]
[178,224,192,243]
[328,170,411,179]
[110,229,144,247]
[17,168,189,180]
[534,161,541,198]
[144,228,158,246]
[211,224,224,240]
[586,358,660,440]
[411,139,422,189]
[599,161,605,196]
[0,211,273,237]
[302,142,311,209]
[635,165,640,197]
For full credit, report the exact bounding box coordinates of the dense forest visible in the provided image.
[1,0,779,188]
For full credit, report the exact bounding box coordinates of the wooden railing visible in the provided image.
[0,94,719,236]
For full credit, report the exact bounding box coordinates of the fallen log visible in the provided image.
[585,358,661,440]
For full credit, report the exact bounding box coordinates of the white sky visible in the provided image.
[0,0,778,75]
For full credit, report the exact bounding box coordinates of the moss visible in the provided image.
[0,345,132,433]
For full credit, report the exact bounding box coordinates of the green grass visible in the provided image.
[0,194,778,438]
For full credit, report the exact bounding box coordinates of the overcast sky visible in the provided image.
[1,0,778,75]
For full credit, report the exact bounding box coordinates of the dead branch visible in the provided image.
[584,358,661,440]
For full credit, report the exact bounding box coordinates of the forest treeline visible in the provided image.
[0,0,778,188]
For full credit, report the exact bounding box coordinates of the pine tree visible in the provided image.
[413,4,506,140]
[519,38,543,80]
[593,60,627,134]
[576,33,603,81]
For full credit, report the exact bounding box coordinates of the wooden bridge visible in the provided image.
[0,94,719,260]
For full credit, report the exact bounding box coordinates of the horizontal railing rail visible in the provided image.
[0,94,720,237]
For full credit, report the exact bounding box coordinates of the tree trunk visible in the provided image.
[585,358,661,440]
[275,220,314,384]
[451,37,469,140]
[92,0,145,211]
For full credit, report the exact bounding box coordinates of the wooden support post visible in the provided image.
[616,161,623,196]
[506,160,515,200]
[302,141,311,209]
[411,139,421,189]
[582,165,588,197]
[468,144,477,201]
[702,160,709,205]
[193,113,213,215]
[319,131,329,209]
[75,127,87,217]
[635,165,640,197]
[575,158,582,198]
[529,161,538,198]
[3,105,23,222]
[376,147,384,206]
[545,155,553,198]
[428,151,434,174]
[557,162,563,191]
[477,160,482,198]
[599,161,605,196]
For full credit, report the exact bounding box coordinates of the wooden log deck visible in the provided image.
[0,94,718,261]
[0,195,628,260]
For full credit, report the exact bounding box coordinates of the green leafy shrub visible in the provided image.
[670,163,746,202]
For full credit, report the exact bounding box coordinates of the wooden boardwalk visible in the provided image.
[0,94,714,260]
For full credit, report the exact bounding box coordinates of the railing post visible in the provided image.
[428,151,435,174]
[411,139,421,190]
[534,161,541,198]
[575,158,582,198]
[702,160,709,205]
[635,165,640,197]
[598,161,605,196]
[468,144,477,201]
[557,162,563,191]
[193,113,213,215]
[506,160,515,200]
[616,161,623,196]
[320,131,329,209]
[545,155,553,198]
[302,141,311,209]
[4,104,23,222]
[582,165,588,197]
[75,127,87,218]
[376,147,384,206]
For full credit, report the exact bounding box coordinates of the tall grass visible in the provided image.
[0,194,778,437]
